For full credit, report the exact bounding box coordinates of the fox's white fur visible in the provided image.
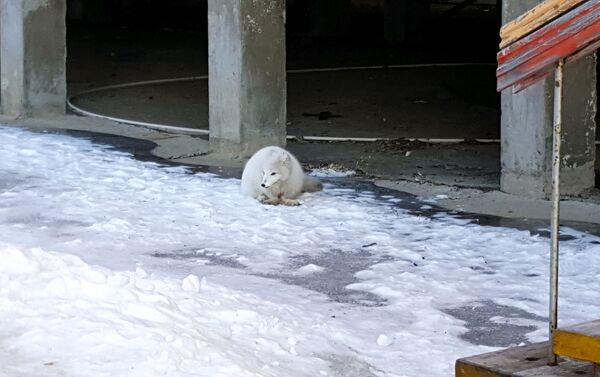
[241,146,322,205]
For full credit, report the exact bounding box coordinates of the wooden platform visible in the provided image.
[513,359,596,377]
[500,0,586,48]
[456,342,595,377]
[554,320,600,365]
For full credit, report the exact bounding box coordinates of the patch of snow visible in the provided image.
[295,264,326,275]
[309,168,355,178]
[0,126,599,377]
[376,334,394,347]
[0,244,338,377]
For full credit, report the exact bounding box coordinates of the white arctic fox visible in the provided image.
[241,146,322,205]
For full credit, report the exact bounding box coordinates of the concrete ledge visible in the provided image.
[501,172,547,199]
[502,161,596,199]
[0,115,210,163]
[376,179,600,225]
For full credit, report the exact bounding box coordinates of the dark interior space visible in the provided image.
[61,0,600,192]
[67,0,508,141]
[67,1,503,68]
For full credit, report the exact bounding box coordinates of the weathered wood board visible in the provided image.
[497,0,600,92]
[500,0,586,48]
[553,319,600,364]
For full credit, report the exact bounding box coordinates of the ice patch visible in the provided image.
[310,168,356,178]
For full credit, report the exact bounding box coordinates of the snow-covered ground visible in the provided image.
[0,126,599,377]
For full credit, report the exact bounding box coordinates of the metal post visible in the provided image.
[549,59,564,366]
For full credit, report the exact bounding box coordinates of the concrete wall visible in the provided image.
[500,0,597,198]
[67,0,110,25]
[207,0,286,158]
[0,0,67,117]
[307,0,351,38]
[384,0,430,44]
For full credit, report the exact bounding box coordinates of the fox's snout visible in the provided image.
[261,179,274,188]
[261,172,280,189]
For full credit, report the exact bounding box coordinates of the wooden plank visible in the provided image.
[455,342,552,377]
[513,358,595,376]
[553,320,600,364]
[500,0,586,48]
[496,0,600,92]
[498,21,600,91]
[497,22,600,92]
[498,0,600,76]
[565,36,600,65]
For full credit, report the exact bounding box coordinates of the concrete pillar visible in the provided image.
[384,0,407,43]
[207,0,286,158]
[67,0,110,25]
[0,0,67,117]
[307,0,351,38]
[67,0,84,22]
[0,14,2,110]
[384,0,430,44]
[500,0,596,198]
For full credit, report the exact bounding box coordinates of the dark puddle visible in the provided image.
[152,248,247,269]
[444,300,546,347]
[152,247,388,306]
[258,249,392,306]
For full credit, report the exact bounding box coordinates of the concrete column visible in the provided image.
[500,0,596,198]
[0,0,67,117]
[207,0,286,158]
[67,0,84,22]
[307,0,351,38]
[67,0,110,24]
[384,0,407,43]
[0,14,2,110]
[384,0,430,44]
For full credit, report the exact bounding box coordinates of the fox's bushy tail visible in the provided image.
[302,175,323,193]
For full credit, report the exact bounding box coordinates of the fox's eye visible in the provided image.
[270,172,276,176]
